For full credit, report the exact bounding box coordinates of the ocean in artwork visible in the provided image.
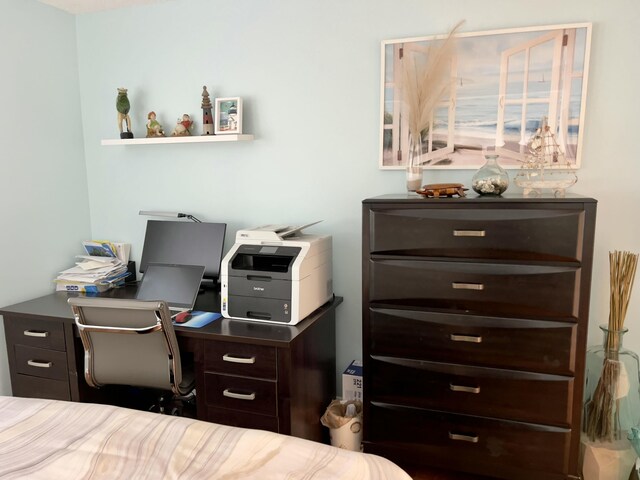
[384,74,583,168]
[435,76,582,162]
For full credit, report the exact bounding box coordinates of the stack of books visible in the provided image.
[54,241,131,293]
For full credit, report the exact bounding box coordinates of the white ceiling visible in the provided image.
[37,0,170,14]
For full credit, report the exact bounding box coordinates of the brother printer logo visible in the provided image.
[253,286,264,292]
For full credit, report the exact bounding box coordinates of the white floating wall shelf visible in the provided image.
[101,134,254,146]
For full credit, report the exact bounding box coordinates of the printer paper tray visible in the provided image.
[228,295,291,324]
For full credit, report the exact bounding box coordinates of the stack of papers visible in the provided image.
[54,241,131,293]
[81,240,130,263]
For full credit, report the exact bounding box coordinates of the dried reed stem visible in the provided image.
[400,21,463,142]
[584,251,639,441]
[586,359,620,441]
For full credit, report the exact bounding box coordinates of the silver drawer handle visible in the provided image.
[452,282,484,291]
[450,383,481,394]
[223,389,256,401]
[450,334,483,343]
[453,230,486,237]
[449,432,479,443]
[27,360,52,368]
[24,330,49,338]
[223,354,256,364]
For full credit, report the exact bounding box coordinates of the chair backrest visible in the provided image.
[68,297,186,395]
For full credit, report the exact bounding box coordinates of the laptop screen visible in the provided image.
[136,263,205,310]
[139,221,226,281]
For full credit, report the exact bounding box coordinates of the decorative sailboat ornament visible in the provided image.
[514,116,577,197]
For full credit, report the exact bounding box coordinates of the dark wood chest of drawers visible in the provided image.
[362,194,597,480]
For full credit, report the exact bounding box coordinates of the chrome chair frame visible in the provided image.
[68,297,192,396]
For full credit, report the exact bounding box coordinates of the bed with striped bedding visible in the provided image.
[0,396,410,479]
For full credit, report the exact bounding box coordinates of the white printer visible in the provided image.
[221,223,333,325]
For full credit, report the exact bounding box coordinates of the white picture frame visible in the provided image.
[380,23,592,169]
[214,97,243,134]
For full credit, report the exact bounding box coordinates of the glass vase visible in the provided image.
[583,326,640,442]
[471,154,509,195]
[406,135,423,192]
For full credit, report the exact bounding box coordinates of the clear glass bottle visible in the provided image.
[406,135,423,192]
[583,326,640,442]
[471,154,509,195]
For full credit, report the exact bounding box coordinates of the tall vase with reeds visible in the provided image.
[400,22,462,192]
[405,133,423,192]
[583,251,640,480]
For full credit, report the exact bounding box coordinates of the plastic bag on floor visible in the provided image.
[321,399,363,451]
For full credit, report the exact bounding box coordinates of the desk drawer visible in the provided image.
[14,344,68,381]
[369,260,580,319]
[5,318,66,351]
[205,340,276,379]
[12,373,71,401]
[369,308,576,375]
[367,402,571,478]
[204,373,277,416]
[206,406,279,433]
[368,207,584,262]
[369,357,573,426]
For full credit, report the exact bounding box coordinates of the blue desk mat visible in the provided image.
[174,311,221,328]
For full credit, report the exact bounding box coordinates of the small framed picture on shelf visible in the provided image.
[214,97,243,134]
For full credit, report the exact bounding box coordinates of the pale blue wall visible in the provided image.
[0,0,90,394]
[74,0,640,388]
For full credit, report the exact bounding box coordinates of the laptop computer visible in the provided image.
[135,263,205,317]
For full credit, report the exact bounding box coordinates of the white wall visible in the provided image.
[3,0,633,393]
[0,0,91,394]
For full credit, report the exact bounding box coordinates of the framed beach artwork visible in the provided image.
[380,23,592,169]
[214,97,243,134]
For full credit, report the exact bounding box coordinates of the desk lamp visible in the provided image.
[139,211,202,223]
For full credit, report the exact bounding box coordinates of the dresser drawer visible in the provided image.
[367,403,572,479]
[14,344,69,381]
[204,340,276,379]
[369,357,573,426]
[368,207,584,262]
[5,318,66,351]
[370,260,580,319]
[369,308,576,374]
[204,373,277,416]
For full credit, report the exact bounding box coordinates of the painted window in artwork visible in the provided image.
[496,28,586,164]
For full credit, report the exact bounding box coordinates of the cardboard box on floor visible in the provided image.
[342,360,363,401]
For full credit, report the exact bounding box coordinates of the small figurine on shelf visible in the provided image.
[201,86,214,136]
[146,111,165,137]
[116,88,133,139]
[171,114,193,136]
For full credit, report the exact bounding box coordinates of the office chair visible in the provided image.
[68,297,195,413]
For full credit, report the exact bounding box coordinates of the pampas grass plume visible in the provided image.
[401,21,463,141]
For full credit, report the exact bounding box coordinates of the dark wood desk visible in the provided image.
[1,288,341,442]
